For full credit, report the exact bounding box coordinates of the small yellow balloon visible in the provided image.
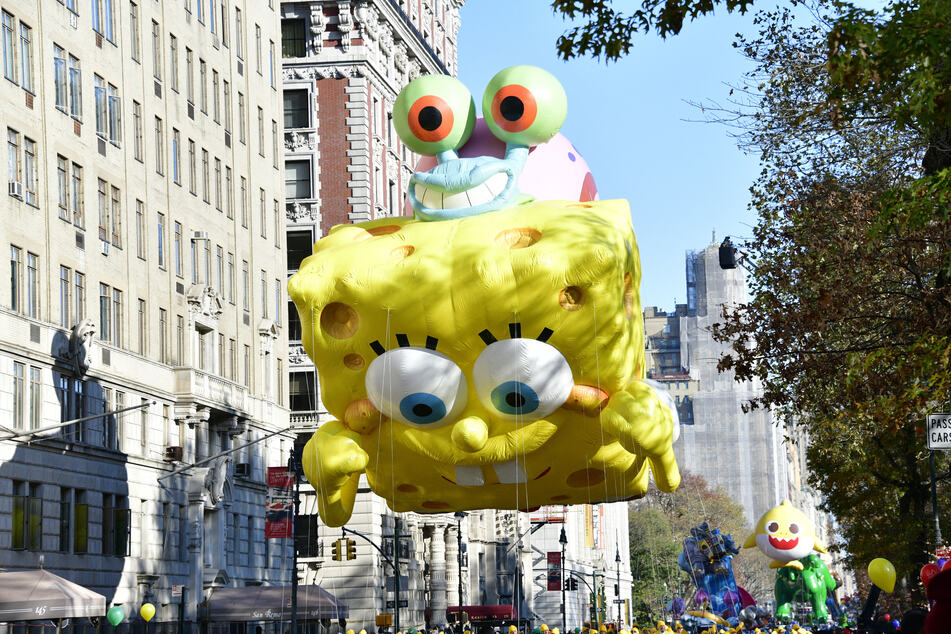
[140,603,156,622]
[868,557,896,593]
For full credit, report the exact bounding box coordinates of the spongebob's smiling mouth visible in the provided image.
[442,462,553,486]
[413,173,510,211]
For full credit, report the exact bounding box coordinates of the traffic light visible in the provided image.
[332,539,342,561]
[346,538,356,560]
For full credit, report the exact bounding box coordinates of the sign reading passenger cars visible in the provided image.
[927,414,951,450]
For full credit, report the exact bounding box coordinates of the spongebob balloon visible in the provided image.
[744,500,836,623]
[288,66,682,527]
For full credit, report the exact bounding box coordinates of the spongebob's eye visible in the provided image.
[394,75,476,156]
[482,65,567,146]
[472,338,573,422]
[365,347,467,427]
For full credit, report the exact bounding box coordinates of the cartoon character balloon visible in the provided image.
[290,66,682,526]
[678,522,743,620]
[744,500,836,623]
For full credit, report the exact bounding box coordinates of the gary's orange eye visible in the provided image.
[394,75,475,156]
[482,66,566,146]
[408,95,454,143]
[490,84,537,133]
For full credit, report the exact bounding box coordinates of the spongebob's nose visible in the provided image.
[451,415,489,453]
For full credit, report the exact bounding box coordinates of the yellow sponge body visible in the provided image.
[288,200,680,525]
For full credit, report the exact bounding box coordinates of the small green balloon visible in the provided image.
[140,603,156,622]
[107,606,124,627]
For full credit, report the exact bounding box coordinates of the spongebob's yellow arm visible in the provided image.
[599,380,680,492]
[301,421,369,527]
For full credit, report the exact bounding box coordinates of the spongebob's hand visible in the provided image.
[600,381,681,492]
[300,421,369,527]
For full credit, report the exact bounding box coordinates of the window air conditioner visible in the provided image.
[164,445,184,462]
[235,462,251,477]
[8,181,23,198]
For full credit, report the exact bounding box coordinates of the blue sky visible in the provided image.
[456,1,765,310]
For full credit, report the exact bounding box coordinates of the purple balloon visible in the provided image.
[937,558,947,570]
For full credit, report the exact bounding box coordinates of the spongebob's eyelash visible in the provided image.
[370,334,440,356]
[479,323,554,346]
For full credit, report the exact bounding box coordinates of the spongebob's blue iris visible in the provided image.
[490,381,540,416]
[399,392,447,425]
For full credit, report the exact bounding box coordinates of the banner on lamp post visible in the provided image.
[265,466,294,538]
[547,551,562,591]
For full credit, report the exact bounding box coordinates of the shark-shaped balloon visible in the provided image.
[743,500,828,569]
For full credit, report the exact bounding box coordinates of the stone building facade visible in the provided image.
[0,0,290,625]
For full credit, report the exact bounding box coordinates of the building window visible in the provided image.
[159,308,168,363]
[283,89,308,128]
[112,288,122,347]
[57,156,69,219]
[19,23,32,92]
[129,2,140,61]
[103,496,130,557]
[216,246,224,293]
[185,47,193,102]
[135,200,145,259]
[7,128,19,185]
[281,19,305,58]
[188,139,196,194]
[151,20,162,81]
[175,314,185,365]
[243,344,251,388]
[272,119,278,168]
[68,55,81,117]
[107,84,121,144]
[241,260,249,310]
[74,272,85,323]
[172,129,181,184]
[220,0,229,47]
[12,482,42,551]
[259,269,267,316]
[238,92,246,143]
[12,361,24,429]
[59,265,71,328]
[199,59,207,113]
[29,366,40,429]
[288,300,300,340]
[223,80,231,132]
[2,11,16,83]
[274,199,280,244]
[201,149,210,203]
[169,34,178,91]
[23,137,37,205]
[26,252,38,318]
[154,117,165,174]
[259,188,266,237]
[174,222,183,277]
[274,279,281,326]
[234,7,243,59]
[94,75,107,137]
[59,488,72,552]
[257,107,264,156]
[269,39,275,87]
[287,230,312,271]
[227,252,234,302]
[212,70,220,122]
[54,44,67,109]
[254,24,261,74]
[97,179,109,242]
[240,176,248,227]
[289,371,315,411]
[10,245,22,313]
[132,101,143,161]
[99,284,111,342]
[285,160,311,199]
[70,163,84,227]
[225,166,233,218]
[157,212,166,268]
[137,298,147,354]
[74,491,88,554]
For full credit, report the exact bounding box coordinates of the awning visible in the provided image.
[447,605,517,623]
[205,585,348,621]
[0,570,106,622]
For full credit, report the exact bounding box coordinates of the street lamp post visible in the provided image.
[615,545,621,625]
[559,527,568,632]
[455,512,465,632]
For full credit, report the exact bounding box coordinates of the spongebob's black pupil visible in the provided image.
[506,392,526,408]
[500,96,524,122]
[418,106,442,131]
[413,403,433,417]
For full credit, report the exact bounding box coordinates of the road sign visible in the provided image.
[385,600,408,609]
[613,599,626,604]
[927,414,951,450]
[171,585,184,597]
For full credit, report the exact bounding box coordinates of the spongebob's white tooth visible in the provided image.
[467,183,494,207]
[494,460,527,484]
[442,190,470,209]
[455,465,484,486]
